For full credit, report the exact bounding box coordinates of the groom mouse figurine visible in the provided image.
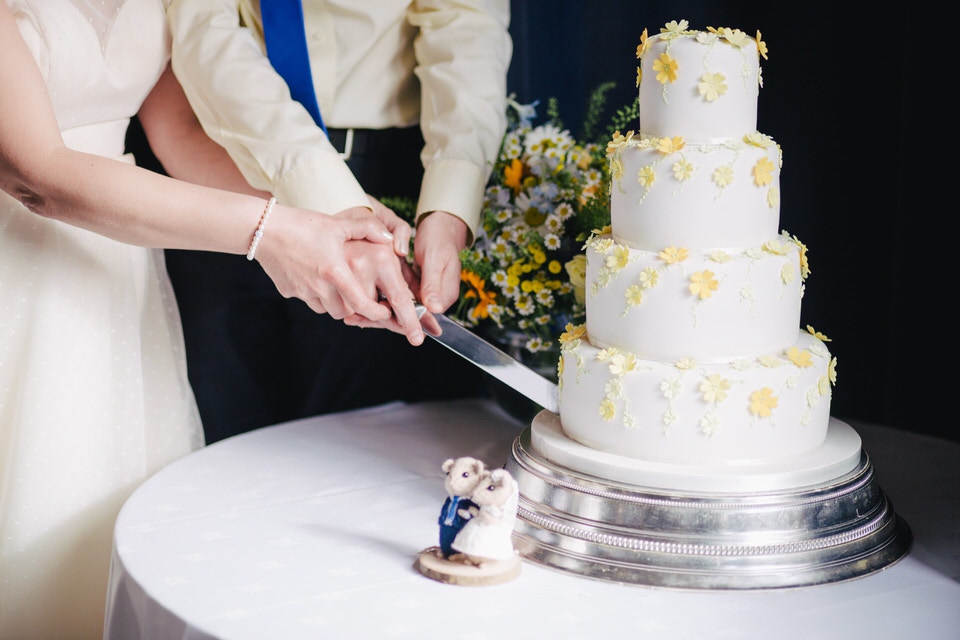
[437,457,486,559]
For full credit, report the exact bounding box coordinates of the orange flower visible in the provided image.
[503,158,525,194]
[461,270,497,321]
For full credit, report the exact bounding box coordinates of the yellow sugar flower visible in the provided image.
[609,352,637,376]
[806,325,831,342]
[712,164,735,188]
[756,30,769,60]
[605,244,630,271]
[661,19,689,34]
[653,53,679,84]
[672,158,694,181]
[689,269,719,300]
[656,136,685,154]
[625,284,644,307]
[636,28,649,58]
[637,165,656,187]
[636,66,642,87]
[749,387,778,418]
[606,129,635,156]
[767,186,780,208]
[659,246,689,265]
[638,266,659,288]
[700,374,731,403]
[717,27,749,48]
[599,398,616,421]
[675,357,697,370]
[786,346,814,368]
[828,357,838,385]
[698,72,727,102]
[753,156,775,186]
[559,323,586,345]
[744,131,775,148]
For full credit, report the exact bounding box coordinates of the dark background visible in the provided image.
[131,1,948,442]
[506,1,950,443]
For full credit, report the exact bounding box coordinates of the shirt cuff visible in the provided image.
[415,159,486,245]
[272,154,369,215]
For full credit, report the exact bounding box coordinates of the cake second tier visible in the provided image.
[584,230,806,362]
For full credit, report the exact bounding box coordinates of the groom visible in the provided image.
[163,1,513,443]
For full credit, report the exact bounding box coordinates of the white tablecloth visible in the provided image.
[105,399,960,640]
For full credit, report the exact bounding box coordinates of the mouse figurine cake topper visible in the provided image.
[415,457,521,586]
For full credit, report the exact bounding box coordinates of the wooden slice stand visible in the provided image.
[415,546,521,586]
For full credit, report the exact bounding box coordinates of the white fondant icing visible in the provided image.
[584,232,802,361]
[609,136,781,251]
[639,28,761,142]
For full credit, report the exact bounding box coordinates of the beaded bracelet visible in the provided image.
[246,196,277,261]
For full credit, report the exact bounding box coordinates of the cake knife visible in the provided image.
[415,304,559,413]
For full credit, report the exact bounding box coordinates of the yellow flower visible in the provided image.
[461,270,497,321]
[605,244,630,271]
[672,158,694,181]
[659,246,689,265]
[599,398,616,421]
[661,19,689,35]
[756,30,769,60]
[749,387,778,418]
[656,136,685,154]
[637,165,656,187]
[753,156,775,186]
[503,157,525,194]
[636,28,649,58]
[547,260,562,274]
[559,322,586,344]
[786,346,814,368]
[625,284,643,307]
[565,254,587,304]
[712,165,735,188]
[700,374,731,403]
[638,266,659,288]
[698,72,727,102]
[652,53,679,84]
[806,325,831,342]
[675,357,697,370]
[689,270,719,300]
[828,357,838,385]
[606,129,635,156]
[766,186,780,208]
[609,352,637,375]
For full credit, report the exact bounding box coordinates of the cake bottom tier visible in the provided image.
[504,413,912,590]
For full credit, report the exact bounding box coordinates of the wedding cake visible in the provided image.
[505,22,909,588]
[546,20,838,472]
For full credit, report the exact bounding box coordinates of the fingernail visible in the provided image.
[382,230,394,240]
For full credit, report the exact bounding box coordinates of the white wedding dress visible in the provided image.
[0,1,203,637]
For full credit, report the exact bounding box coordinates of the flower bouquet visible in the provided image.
[454,86,635,361]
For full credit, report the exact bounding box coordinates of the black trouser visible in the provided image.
[165,126,485,444]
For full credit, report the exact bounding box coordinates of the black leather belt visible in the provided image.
[326,126,422,161]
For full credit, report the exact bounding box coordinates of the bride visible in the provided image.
[0,1,429,637]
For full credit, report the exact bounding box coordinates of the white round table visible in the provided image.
[105,399,960,639]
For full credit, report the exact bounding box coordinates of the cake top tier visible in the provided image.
[638,20,767,143]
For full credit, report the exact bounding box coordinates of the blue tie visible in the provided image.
[261,0,327,134]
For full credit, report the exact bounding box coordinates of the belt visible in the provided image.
[326,126,422,162]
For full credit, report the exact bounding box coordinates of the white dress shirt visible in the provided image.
[166,0,512,234]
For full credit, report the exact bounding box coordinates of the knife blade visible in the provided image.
[416,304,559,413]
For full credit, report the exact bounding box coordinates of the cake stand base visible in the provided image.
[504,412,912,590]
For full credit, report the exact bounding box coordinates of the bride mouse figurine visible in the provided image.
[449,468,520,567]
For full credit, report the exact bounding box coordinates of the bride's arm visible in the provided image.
[0,3,422,332]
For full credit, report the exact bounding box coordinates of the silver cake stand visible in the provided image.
[504,411,912,590]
